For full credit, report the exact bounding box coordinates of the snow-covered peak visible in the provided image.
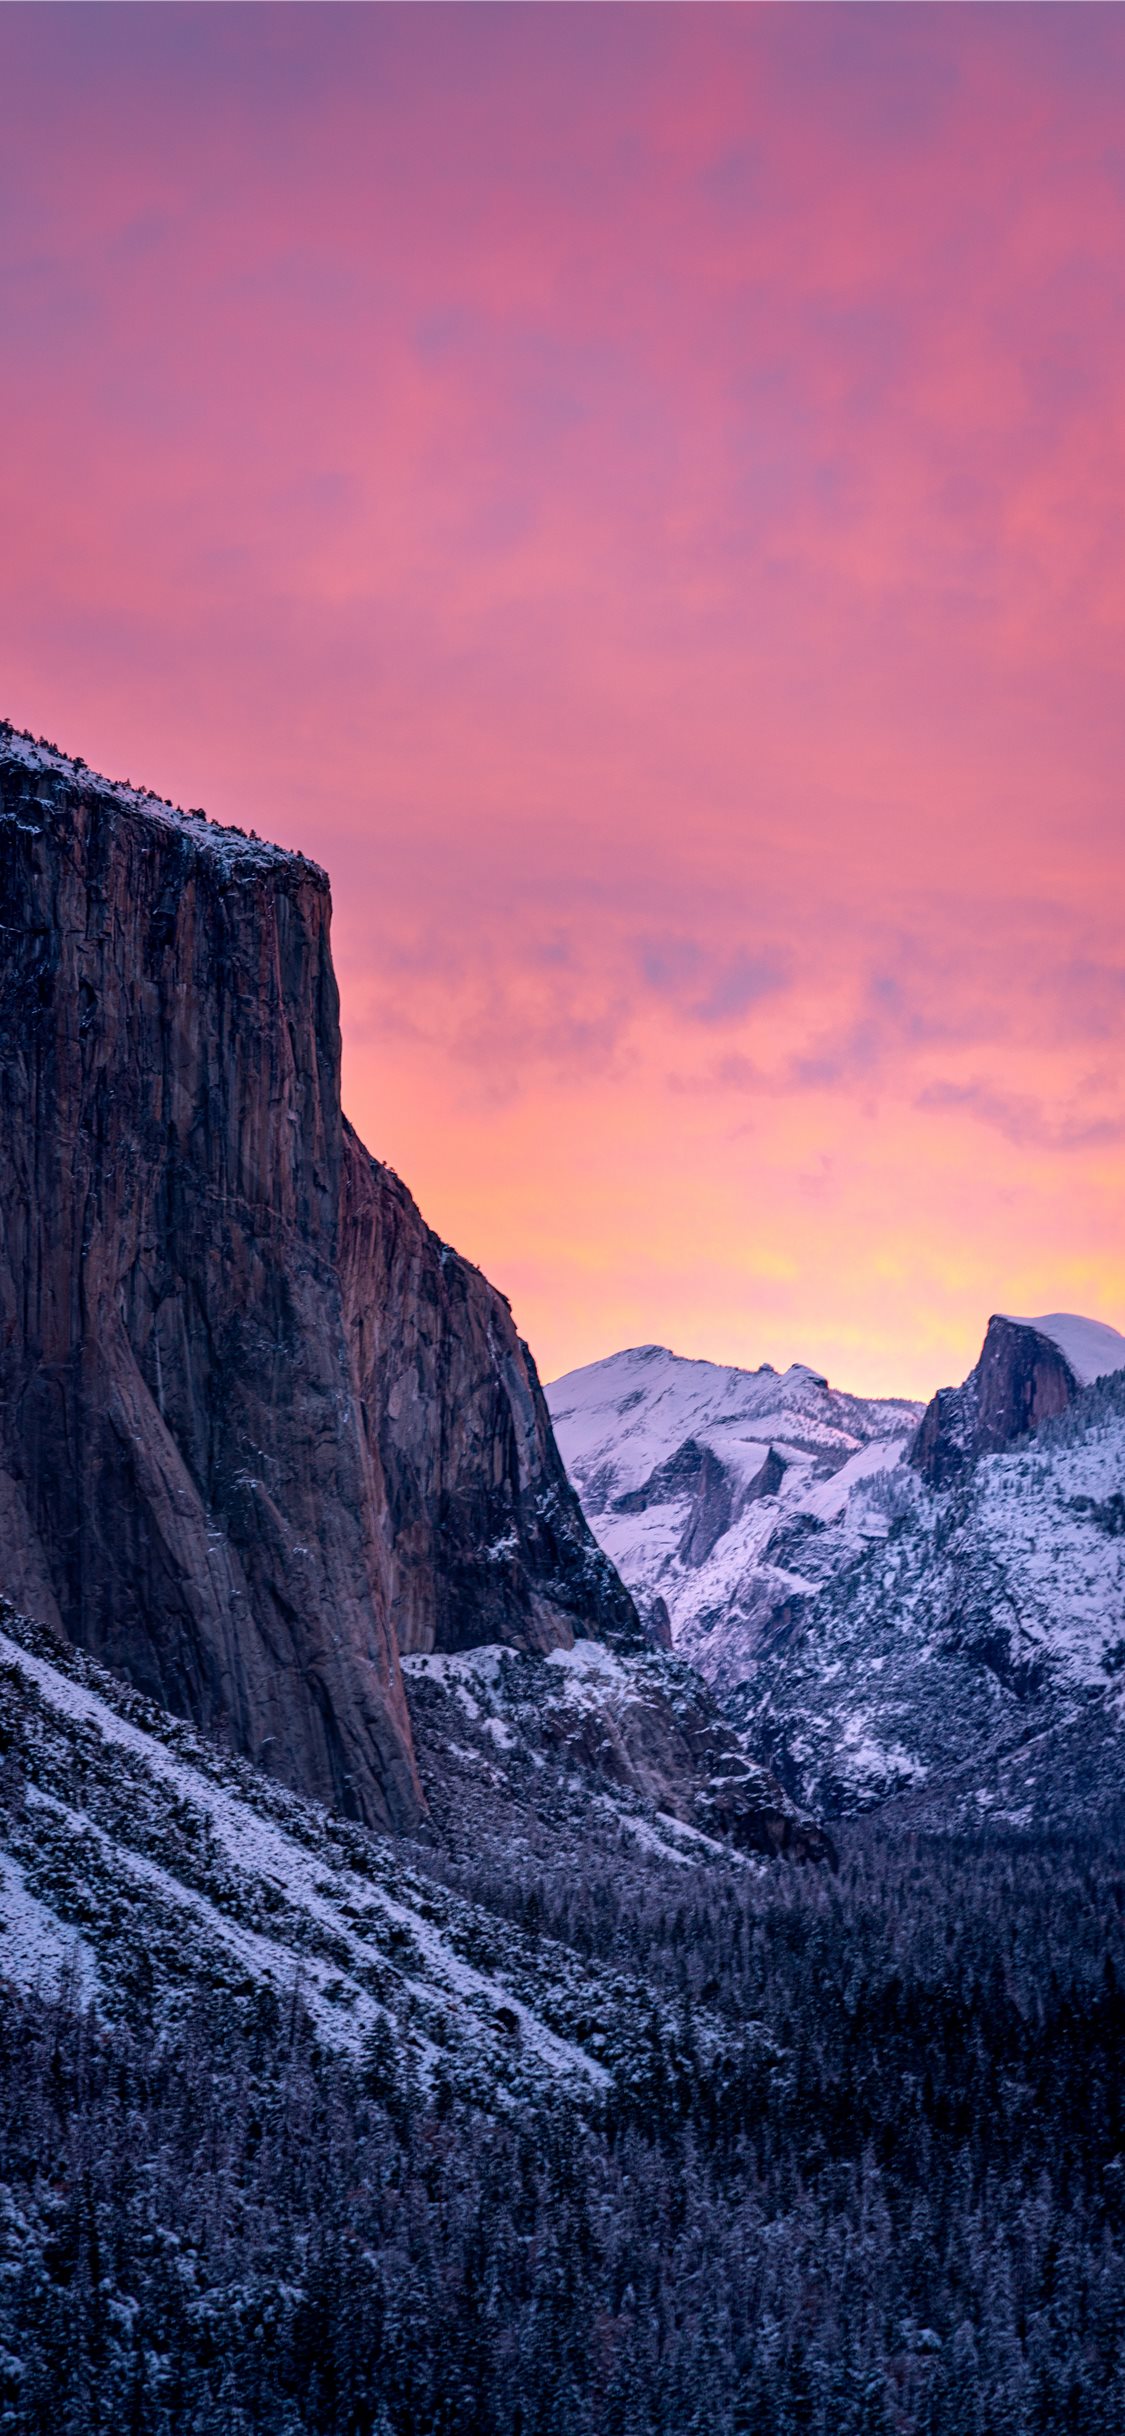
[545,1344,920,1670]
[1001,1311,1125,1388]
[551,1323,1125,1829]
[546,1343,915,1504]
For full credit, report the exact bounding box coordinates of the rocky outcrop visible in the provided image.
[403,1641,834,1863]
[613,1438,734,1567]
[740,1444,788,1507]
[909,1315,1079,1488]
[0,727,641,1830]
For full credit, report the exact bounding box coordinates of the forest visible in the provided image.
[2,1814,1124,2436]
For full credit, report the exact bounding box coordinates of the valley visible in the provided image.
[1,720,1123,2435]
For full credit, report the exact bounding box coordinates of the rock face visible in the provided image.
[338,1133,641,1660]
[0,727,640,1830]
[613,1438,734,1567]
[908,1313,1112,1487]
[403,1640,833,1864]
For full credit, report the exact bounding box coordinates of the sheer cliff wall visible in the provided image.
[0,732,640,1827]
[909,1315,1079,1489]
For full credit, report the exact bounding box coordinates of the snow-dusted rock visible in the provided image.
[403,1636,832,1863]
[1007,1311,1125,1387]
[909,1311,1125,1488]
[546,1344,919,1690]
[549,1324,1125,1826]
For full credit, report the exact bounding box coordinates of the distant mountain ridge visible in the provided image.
[549,1313,1125,1823]
[546,1342,921,1674]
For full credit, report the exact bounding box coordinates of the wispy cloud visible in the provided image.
[916,1079,1125,1154]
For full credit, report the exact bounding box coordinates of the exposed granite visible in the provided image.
[0,725,642,1830]
[909,1314,1078,1488]
[339,1133,643,1658]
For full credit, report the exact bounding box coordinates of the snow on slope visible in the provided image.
[546,1344,919,1684]
[0,1599,802,2100]
[1003,1312,1125,1388]
[402,1635,829,1863]
[0,1604,639,2094]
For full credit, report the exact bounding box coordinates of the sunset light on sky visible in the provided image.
[3,2,1124,1398]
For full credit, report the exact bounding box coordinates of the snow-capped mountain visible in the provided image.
[548,1320,1125,1824]
[738,1362,1125,1822]
[1005,1311,1125,1384]
[546,1343,921,1684]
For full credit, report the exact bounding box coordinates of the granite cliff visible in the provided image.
[908,1310,1125,1486]
[0,724,640,1830]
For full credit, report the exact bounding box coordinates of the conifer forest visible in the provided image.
[3,1816,1123,2436]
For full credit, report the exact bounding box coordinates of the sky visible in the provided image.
[2,2,1124,1400]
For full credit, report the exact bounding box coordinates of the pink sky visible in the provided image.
[3,3,1124,1397]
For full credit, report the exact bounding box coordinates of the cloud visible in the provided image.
[637,935,790,1025]
[915,1079,1125,1154]
[3,4,1125,1386]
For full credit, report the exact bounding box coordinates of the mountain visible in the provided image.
[737,1359,1125,1823]
[0,719,817,1874]
[910,1308,1125,1485]
[546,1342,920,1687]
[549,1320,1125,1825]
[0,722,638,1834]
